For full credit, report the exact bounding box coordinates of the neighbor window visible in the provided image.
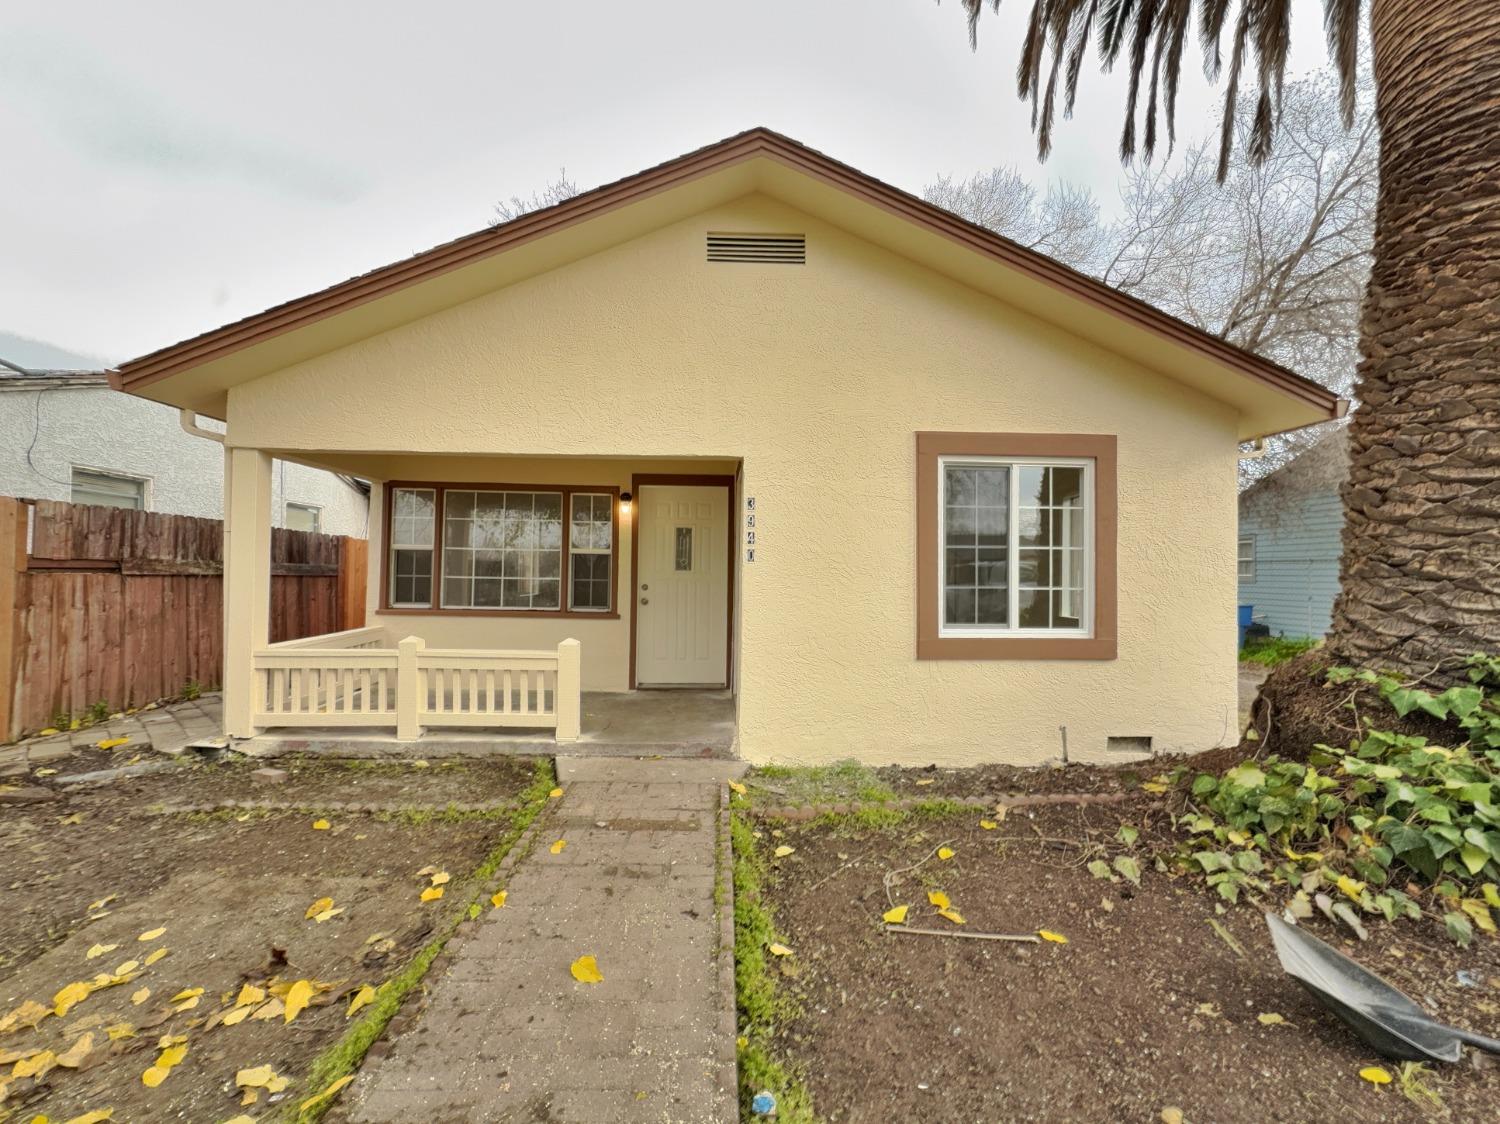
[1238,535,1256,582]
[71,467,146,510]
[917,433,1116,660]
[284,502,321,533]
[384,483,617,615]
[941,459,1091,635]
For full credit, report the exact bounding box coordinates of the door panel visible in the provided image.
[636,484,729,686]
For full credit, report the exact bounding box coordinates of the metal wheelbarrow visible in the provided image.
[1265,912,1500,1062]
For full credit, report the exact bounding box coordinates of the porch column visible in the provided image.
[223,447,273,739]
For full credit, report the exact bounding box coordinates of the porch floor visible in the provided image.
[239,689,737,759]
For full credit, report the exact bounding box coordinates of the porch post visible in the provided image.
[556,638,581,743]
[222,447,273,738]
[396,635,425,741]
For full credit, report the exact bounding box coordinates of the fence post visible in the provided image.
[555,638,581,743]
[396,635,425,741]
[0,498,26,742]
[337,536,368,632]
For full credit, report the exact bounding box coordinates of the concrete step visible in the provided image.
[556,755,748,784]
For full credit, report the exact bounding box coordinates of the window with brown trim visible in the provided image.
[382,482,620,618]
[917,433,1117,660]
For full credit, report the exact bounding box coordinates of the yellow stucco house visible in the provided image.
[111,129,1343,766]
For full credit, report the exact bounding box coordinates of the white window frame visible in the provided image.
[1238,535,1256,582]
[389,487,437,609]
[284,501,322,533]
[70,465,150,510]
[567,492,614,613]
[937,455,1095,640]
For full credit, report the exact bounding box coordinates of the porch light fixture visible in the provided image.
[619,491,632,514]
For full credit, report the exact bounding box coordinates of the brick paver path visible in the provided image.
[0,694,223,777]
[345,758,736,1124]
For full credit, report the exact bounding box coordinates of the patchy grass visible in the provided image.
[731,814,816,1124]
[1240,634,1318,667]
[281,758,556,1122]
[749,760,895,807]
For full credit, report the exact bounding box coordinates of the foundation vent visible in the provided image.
[1107,736,1154,755]
[707,233,805,265]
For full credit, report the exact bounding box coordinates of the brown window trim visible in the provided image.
[379,479,621,620]
[916,432,1117,661]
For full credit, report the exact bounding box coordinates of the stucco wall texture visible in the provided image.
[225,194,1242,766]
[0,384,368,535]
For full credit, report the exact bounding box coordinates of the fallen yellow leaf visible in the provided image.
[883,905,909,924]
[491,890,507,909]
[429,871,451,886]
[774,845,795,858]
[113,959,138,976]
[143,948,168,966]
[85,943,118,960]
[1038,930,1069,944]
[298,1073,356,1114]
[236,1063,288,1092]
[1161,1109,1185,1124]
[157,1044,186,1069]
[550,839,567,854]
[728,780,747,795]
[137,927,166,942]
[927,890,951,910]
[284,980,313,1023]
[236,983,265,1007]
[57,1032,95,1067]
[105,1022,136,1040]
[305,896,334,920]
[0,998,52,1033]
[937,847,955,861]
[1359,1066,1392,1085]
[767,943,793,957]
[64,1110,114,1123]
[130,987,150,1005]
[1257,1012,1287,1026]
[548,787,564,799]
[1336,875,1367,903]
[222,1006,252,1026]
[54,981,91,1017]
[937,908,966,924]
[570,955,605,983]
[96,737,130,750]
[36,767,59,776]
[15,1049,57,1078]
[914,778,935,786]
[314,906,344,923]
[420,886,444,902]
[312,819,331,830]
[347,985,376,1017]
[58,812,85,825]
[979,820,998,830]
[169,987,203,1003]
[250,998,284,1021]
[39,727,60,736]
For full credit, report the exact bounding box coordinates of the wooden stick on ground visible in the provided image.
[885,924,1040,944]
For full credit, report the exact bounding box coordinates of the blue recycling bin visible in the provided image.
[1238,604,1255,650]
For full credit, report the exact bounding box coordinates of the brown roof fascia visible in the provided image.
[111,127,1341,419]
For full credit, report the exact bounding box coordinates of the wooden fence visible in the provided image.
[0,497,368,742]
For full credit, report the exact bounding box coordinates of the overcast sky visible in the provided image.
[0,1,1332,365]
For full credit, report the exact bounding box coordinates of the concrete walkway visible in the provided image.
[345,758,741,1124]
[0,693,223,776]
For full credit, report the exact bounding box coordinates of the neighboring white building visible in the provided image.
[0,368,368,534]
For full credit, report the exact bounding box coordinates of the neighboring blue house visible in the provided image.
[1238,427,1348,639]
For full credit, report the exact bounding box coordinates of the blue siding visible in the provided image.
[1238,490,1344,639]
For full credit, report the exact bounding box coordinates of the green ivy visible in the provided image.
[1176,654,1500,945]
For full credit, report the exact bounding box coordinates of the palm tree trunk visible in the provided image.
[1328,0,1500,678]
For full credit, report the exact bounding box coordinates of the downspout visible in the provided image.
[179,408,225,444]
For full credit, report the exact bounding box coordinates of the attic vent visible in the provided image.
[707,233,805,264]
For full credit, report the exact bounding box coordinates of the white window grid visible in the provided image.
[389,487,436,608]
[1238,535,1256,582]
[568,492,613,612]
[440,490,563,611]
[937,455,1095,639]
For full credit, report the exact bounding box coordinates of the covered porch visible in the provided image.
[221,447,742,754]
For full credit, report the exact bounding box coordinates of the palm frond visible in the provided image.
[950,0,1367,182]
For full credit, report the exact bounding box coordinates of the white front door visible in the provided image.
[635,484,729,686]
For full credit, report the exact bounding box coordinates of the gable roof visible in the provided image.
[0,367,109,391]
[110,127,1344,438]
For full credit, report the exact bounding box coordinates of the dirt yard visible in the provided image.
[748,796,1500,1123]
[0,753,543,1122]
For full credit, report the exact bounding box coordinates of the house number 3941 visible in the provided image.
[745,496,757,562]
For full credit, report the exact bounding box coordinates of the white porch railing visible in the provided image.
[252,631,581,741]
